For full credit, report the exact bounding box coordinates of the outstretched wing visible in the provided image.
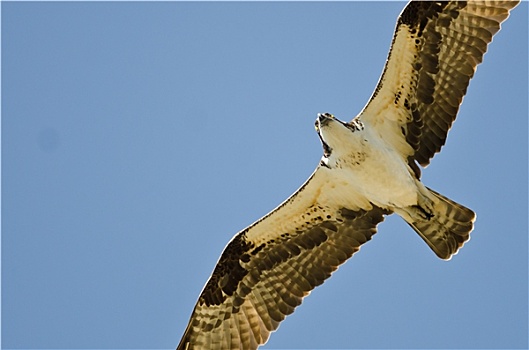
[177,166,389,350]
[358,0,519,167]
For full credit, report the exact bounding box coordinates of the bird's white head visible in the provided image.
[315,113,363,160]
[315,113,365,168]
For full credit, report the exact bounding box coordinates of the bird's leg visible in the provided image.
[411,193,435,221]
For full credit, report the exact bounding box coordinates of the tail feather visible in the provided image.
[407,187,476,260]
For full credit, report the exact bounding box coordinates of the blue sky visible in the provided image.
[3,2,527,349]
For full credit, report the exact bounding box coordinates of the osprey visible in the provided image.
[177,1,519,349]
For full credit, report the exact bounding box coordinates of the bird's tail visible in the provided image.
[405,187,476,260]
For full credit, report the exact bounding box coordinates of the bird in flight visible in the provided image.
[177,1,520,349]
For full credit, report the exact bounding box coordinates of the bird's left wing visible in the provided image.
[357,0,519,167]
[177,166,389,349]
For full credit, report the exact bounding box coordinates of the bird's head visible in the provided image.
[315,112,364,168]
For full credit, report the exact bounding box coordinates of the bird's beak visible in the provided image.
[317,113,335,129]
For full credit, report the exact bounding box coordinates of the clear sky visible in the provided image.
[3,2,527,349]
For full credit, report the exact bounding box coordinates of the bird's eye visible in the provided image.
[345,123,357,132]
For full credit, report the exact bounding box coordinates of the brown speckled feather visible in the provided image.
[359,0,519,167]
[177,168,389,350]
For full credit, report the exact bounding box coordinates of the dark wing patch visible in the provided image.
[406,0,512,166]
[177,205,389,350]
[360,0,519,167]
[201,234,253,307]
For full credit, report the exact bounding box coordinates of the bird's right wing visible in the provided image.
[177,165,389,349]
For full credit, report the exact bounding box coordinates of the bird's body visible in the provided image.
[176,1,520,349]
[316,112,474,259]
[317,114,422,211]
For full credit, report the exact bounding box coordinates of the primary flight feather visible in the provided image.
[176,1,520,349]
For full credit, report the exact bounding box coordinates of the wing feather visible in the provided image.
[177,167,389,349]
[358,0,519,167]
